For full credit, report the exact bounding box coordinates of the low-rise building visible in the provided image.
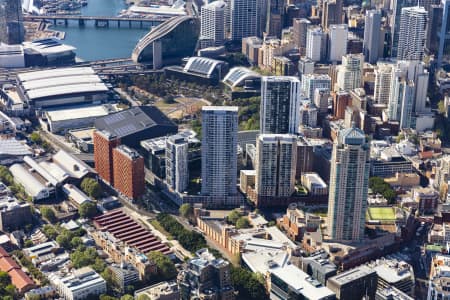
[178,248,234,300]
[109,263,139,292]
[413,187,439,215]
[301,172,328,195]
[428,253,450,300]
[62,184,92,208]
[300,250,338,286]
[42,104,117,134]
[0,246,35,294]
[370,147,413,178]
[0,194,31,231]
[135,281,179,300]
[267,262,336,300]
[49,267,106,300]
[367,258,414,296]
[278,203,321,242]
[327,265,378,300]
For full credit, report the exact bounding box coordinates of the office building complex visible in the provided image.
[230,0,259,41]
[322,0,343,28]
[255,134,297,198]
[301,74,331,102]
[374,63,393,105]
[336,54,363,91]
[327,265,378,300]
[438,0,450,67]
[299,102,318,127]
[112,145,145,200]
[260,76,300,134]
[201,106,238,197]
[293,18,311,55]
[387,60,429,129]
[327,126,370,242]
[363,10,382,64]
[397,6,428,61]
[178,249,234,300]
[390,0,416,58]
[94,130,121,185]
[200,1,226,48]
[328,24,348,62]
[166,134,189,193]
[49,267,106,300]
[265,0,284,37]
[0,0,24,45]
[306,27,325,62]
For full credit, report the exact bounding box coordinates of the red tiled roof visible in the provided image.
[0,257,20,272]
[0,247,9,258]
[8,268,35,293]
[94,209,172,256]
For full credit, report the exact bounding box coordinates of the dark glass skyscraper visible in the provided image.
[0,0,24,45]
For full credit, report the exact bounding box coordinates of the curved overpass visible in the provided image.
[131,16,200,68]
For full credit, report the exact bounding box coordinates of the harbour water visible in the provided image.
[51,0,149,61]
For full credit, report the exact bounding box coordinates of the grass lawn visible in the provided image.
[149,219,174,240]
[367,207,396,221]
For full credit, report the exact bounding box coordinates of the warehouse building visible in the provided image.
[94,106,178,149]
[16,67,109,109]
[42,104,118,133]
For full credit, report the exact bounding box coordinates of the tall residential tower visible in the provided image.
[327,126,370,241]
[260,76,301,134]
[201,106,238,197]
[255,134,297,198]
[397,6,428,61]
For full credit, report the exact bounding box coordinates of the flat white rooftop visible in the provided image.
[21,75,103,91]
[27,83,108,100]
[45,104,113,122]
[17,67,96,82]
[270,264,335,300]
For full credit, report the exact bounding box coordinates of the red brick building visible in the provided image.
[94,130,121,185]
[113,145,145,199]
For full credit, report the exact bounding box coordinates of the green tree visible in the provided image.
[91,257,106,273]
[99,295,118,300]
[70,247,98,268]
[227,209,242,225]
[438,100,447,114]
[101,268,116,291]
[0,271,10,286]
[30,132,42,144]
[147,251,177,281]
[70,237,83,249]
[81,178,103,199]
[236,217,251,229]
[56,230,75,250]
[231,266,269,300]
[0,166,13,185]
[120,295,134,300]
[179,203,193,220]
[79,201,98,219]
[41,207,57,223]
[369,177,397,204]
[42,224,58,240]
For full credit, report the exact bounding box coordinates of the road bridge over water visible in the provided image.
[24,14,165,28]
